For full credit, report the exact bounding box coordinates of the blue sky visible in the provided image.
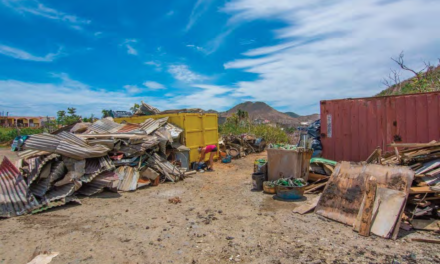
[0,0,439,117]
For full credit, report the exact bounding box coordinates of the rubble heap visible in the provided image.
[0,117,187,218]
[219,134,266,158]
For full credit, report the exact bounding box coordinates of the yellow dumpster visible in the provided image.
[114,113,219,164]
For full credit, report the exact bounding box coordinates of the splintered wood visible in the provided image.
[314,162,414,233]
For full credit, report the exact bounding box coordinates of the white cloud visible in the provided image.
[124,84,142,94]
[0,74,176,117]
[0,44,62,62]
[0,74,234,117]
[144,61,162,71]
[121,39,138,56]
[168,64,206,83]
[186,44,207,53]
[166,10,175,17]
[171,84,233,110]
[2,0,91,29]
[222,0,440,114]
[185,0,213,32]
[143,81,165,90]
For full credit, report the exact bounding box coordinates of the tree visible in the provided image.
[56,110,66,125]
[102,109,111,118]
[130,103,140,114]
[67,107,77,115]
[380,52,440,96]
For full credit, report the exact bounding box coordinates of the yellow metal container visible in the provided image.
[114,113,219,163]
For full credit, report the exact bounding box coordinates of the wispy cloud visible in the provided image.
[143,81,165,90]
[185,0,213,32]
[186,44,207,54]
[166,10,175,17]
[0,74,176,116]
[172,84,233,110]
[123,84,142,94]
[2,0,91,29]
[0,44,63,62]
[144,60,162,71]
[222,0,440,114]
[168,64,206,83]
[121,39,138,56]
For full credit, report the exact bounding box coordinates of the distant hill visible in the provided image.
[284,112,300,118]
[220,101,319,126]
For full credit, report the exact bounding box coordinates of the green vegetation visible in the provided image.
[378,52,440,96]
[57,107,81,125]
[0,127,44,143]
[284,112,300,118]
[219,111,288,143]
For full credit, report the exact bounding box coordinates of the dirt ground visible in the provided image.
[0,148,439,264]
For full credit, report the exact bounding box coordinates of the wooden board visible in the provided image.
[411,219,440,231]
[410,186,440,194]
[304,182,328,194]
[358,177,377,236]
[354,188,406,238]
[411,238,440,244]
[315,162,414,226]
[308,173,329,181]
[293,195,321,215]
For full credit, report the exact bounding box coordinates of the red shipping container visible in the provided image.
[320,92,440,162]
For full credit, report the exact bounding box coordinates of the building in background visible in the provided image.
[0,115,55,128]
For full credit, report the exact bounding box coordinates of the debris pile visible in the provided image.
[297,141,440,239]
[306,157,337,194]
[0,116,188,218]
[379,141,440,231]
[220,134,265,158]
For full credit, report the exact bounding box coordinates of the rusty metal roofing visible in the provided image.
[44,183,76,202]
[25,154,60,186]
[89,118,124,134]
[32,196,81,214]
[0,157,40,217]
[30,161,66,198]
[116,166,139,191]
[117,123,141,133]
[139,118,160,134]
[78,171,119,196]
[81,156,115,183]
[23,132,110,160]
[165,123,183,139]
[321,92,440,161]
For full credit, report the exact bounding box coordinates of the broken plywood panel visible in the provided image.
[411,219,440,231]
[315,162,414,226]
[354,188,406,239]
[293,195,321,215]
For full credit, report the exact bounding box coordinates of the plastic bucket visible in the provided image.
[263,181,276,194]
[252,172,265,191]
[275,185,307,200]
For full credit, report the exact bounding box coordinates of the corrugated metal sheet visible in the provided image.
[139,118,160,134]
[0,157,40,217]
[30,161,66,197]
[32,196,81,214]
[78,171,119,196]
[89,118,124,134]
[116,166,139,191]
[81,156,115,183]
[23,132,110,160]
[321,92,440,161]
[117,123,141,133]
[26,154,60,186]
[44,183,76,202]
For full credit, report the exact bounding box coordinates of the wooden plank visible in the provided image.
[411,219,440,231]
[304,182,328,194]
[359,177,377,236]
[308,173,329,182]
[410,186,440,194]
[411,238,440,244]
[389,142,440,148]
[293,195,321,215]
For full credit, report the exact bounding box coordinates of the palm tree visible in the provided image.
[67,107,77,115]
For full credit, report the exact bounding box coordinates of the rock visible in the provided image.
[226,236,234,240]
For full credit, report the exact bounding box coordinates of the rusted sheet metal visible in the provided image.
[321,92,440,161]
[267,148,313,181]
[0,157,40,217]
[117,123,141,133]
[78,171,119,196]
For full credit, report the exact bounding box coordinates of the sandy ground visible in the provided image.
[0,149,440,264]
